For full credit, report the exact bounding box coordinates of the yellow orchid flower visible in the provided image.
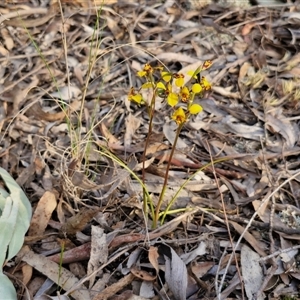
[161,71,172,83]
[137,63,153,77]
[167,93,179,107]
[187,60,213,81]
[141,82,153,89]
[172,107,186,125]
[189,103,203,114]
[192,83,202,94]
[128,87,143,104]
[179,86,190,102]
[200,76,212,91]
[156,81,166,89]
[173,73,185,87]
[202,60,212,70]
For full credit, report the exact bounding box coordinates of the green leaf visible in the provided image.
[0,272,17,300]
[0,168,32,261]
[0,168,32,300]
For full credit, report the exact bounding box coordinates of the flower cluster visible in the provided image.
[128,61,212,125]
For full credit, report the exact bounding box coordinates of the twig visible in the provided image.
[205,141,245,299]
[259,244,300,262]
[215,245,228,300]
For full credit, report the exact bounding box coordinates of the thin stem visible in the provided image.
[141,86,157,219]
[160,157,229,224]
[153,122,184,228]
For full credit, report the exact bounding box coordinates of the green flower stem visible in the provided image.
[141,86,157,218]
[159,207,194,217]
[160,157,232,224]
[152,122,184,228]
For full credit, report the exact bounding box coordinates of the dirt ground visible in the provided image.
[1,0,300,299]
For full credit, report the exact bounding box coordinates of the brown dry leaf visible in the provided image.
[252,200,299,236]
[252,50,267,70]
[164,245,188,300]
[21,263,33,286]
[70,155,137,200]
[148,246,159,274]
[130,265,156,281]
[191,261,215,278]
[124,113,141,148]
[105,15,124,40]
[16,159,37,186]
[12,76,39,114]
[28,191,57,237]
[211,86,241,99]
[88,226,108,288]
[0,44,9,56]
[241,244,265,300]
[210,115,264,140]
[3,1,300,298]
[1,28,14,50]
[229,221,267,257]
[163,122,188,148]
[109,233,146,249]
[99,123,120,145]
[50,86,81,101]
[64,0,118,7]
[265,113,298,149]
[60,208,100,237]
[181,241,207,264]
[22,250,91,300]
[131,173,216,210]
[241,22,257,36]
[25,100,81,122]
[0,7,54,28]
[239,61,252,80]
[92,273,135,300]
[48,242,91,264]
[145,141,169,156]
[279,236,298,274]
[111,210,197,249]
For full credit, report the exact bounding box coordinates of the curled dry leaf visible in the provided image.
[130,265,156,281]
[241,22,257,36]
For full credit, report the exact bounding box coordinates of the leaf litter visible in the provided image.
[1,0,300,299]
